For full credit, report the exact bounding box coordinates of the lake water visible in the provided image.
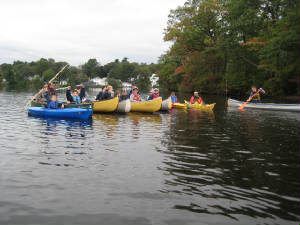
[0,91,299,225]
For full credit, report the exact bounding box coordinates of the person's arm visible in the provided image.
[130,94,134,101]
[190,96,194,103]
[259,88,266,94]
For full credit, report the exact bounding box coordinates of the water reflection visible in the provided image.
[159,107,299,223]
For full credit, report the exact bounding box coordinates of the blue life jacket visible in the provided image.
[170,96,177,103]
[72,95,81,104]
[47,101,59,109]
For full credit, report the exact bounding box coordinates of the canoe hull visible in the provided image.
[31,101,93,110]
[172,103,186,109]
[131,97,162,113]
[93,97,119,112]
[228,98,300,112]
[160,98,172,111]
[28,107,92,119]
[116,99,131,113]
[184,101,216,110]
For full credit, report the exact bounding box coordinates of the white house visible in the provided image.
[91,77,107,85]
[150,74,159,87]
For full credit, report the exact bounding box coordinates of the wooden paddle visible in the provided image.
[25,65,68,108]
[238,88,262,110]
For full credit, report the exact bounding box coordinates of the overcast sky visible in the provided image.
[0,0,185,66]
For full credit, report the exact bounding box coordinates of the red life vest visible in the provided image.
[153,93,160,99]
[133,94,140,101]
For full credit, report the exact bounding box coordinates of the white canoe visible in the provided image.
[228,98,300,112]
[116,99,131,113]
[160,97,172,111]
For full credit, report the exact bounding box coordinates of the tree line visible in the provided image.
[0,58,156,92]
[157,0,299,97]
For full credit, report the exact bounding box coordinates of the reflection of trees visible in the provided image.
[158,109,299,222]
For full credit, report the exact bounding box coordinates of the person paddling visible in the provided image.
[170,92,178,103]
[130,87,140,102]
[190,91,204,104]
[148,88,160,100]
[248,86,265,103]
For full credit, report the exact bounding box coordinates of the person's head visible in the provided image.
[115,91,120,97]
[107,85,113,92]
[194,91,199,97]
[49,83,54,88]
[251,86,257,92]
[149,90,154,94]
[133,88,138,94]
[50,92,57,101]
[171,92,175,96]
[73,89,78,96]
[80,83,84,88]
[154,88,159,94]
[102,86,107,90]
[132,85,137,90]
[122,89,127,95]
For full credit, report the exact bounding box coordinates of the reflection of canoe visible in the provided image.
[117,99,131,113]
[31,100,93,109]
[228,98,300,112]
[172,103,186,109]
[160,98,172,111]
[130,97,162,113]
[93,97,119,113]
[28,107,92,119]
[128,113,162,124]
[184,101,216,110]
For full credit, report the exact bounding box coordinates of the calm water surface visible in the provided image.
[0,92,299,225]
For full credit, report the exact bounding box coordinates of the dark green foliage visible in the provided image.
[158,0,300,96]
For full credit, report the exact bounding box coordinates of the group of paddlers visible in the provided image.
[36,83,88,109]
[35,82,265,110]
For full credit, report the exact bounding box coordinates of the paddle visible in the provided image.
[25,65,68,108]
[238,88,263,110]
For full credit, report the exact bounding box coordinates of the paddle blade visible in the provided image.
[238,102,247,110]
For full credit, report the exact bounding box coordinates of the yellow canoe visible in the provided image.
[172,103,187,109]
[131,97,162,113]
[184,100,216,110]
[93,97,119,112]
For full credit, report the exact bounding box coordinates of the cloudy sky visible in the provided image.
[0,0,185,66]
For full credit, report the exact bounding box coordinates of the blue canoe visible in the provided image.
[28,107,92,119]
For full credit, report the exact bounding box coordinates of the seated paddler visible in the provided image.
[46,92,64,109]
[247,86,265,103]
[71,89,81,104]
[190,91,204,104]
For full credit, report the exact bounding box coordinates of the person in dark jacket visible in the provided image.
[119,89,129,102]
[102,85,113,100]
[78,84,87,101]
[46,92,64,109]
[66,86,74,102]
[96,86,107,100]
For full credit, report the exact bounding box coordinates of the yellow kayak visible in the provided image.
[93,97,119,113]
[184,100,216,110]
[131,97,162,113]
[172,103,187,109]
